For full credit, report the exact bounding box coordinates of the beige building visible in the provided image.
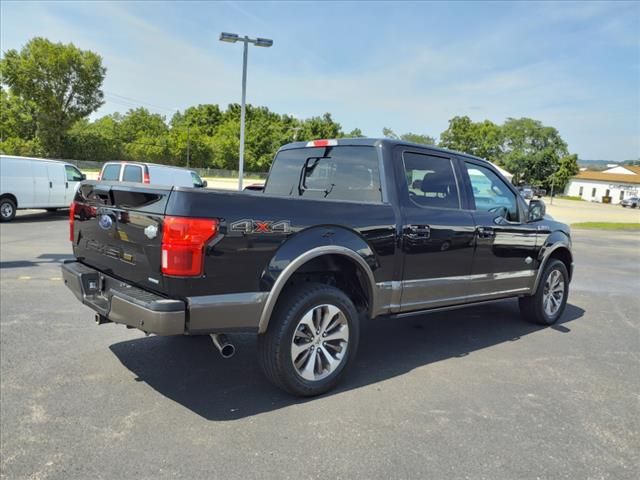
[565,165,640,204]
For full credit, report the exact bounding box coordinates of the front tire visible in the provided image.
[0,197,17,222]
[519,259,569,325]
[258,283,360,396]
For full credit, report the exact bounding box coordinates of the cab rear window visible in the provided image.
[264,146,382,203]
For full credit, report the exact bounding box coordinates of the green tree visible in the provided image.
[383,127,435,145]
[0,87,38,141]
[344,128,364,138]
[550,153,579,193]
[438,116,502,160]
[0,37,106,156]
[500,117,569,188]
[171,104,222,136]
[299,113,342,140]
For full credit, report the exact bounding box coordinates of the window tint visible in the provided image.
[123,165,142,182]
[465,162,518,222]
[101,164,121,181]
[264,146,382,203]
[65,165,83,181]
[402,152,459,209]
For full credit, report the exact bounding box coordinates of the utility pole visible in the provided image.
[186,123,190,168]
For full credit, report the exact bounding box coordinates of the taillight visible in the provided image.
[161,216,219,276]
[143,167,150,184]
[69,201,77,242]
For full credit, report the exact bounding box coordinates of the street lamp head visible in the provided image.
[219,32,239,43]
[254,37,274,47]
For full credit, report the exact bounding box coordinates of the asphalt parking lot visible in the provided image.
[1,210,638,480]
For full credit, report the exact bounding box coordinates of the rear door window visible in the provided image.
[101,164,121,181]
[264,146,382,203]
[402,152,460,209]
[123,165,143,183]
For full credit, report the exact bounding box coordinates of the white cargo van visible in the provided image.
[98,162,207,188]
[0,155,85,222]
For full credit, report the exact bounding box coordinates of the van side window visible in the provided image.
[101,164,121,181]
[65,165,83,181]
[464,162,518,222]
[123,165,142,183]
[402,152,460,209]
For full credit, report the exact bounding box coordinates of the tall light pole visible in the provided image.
[219,32,273,191]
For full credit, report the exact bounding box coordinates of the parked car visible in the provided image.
[517,186,534,200]
[98,162,207,188]
[62,138,573,396]
[620,197,639,208]
[0,155,85,222]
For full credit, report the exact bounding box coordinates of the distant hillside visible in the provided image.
[578,159,617,168]
[578,159,640,170]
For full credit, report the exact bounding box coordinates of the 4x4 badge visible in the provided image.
[230,219,291,234]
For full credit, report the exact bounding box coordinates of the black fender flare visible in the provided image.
[257,225,378,333]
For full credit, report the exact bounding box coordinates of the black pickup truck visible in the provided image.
[62,138,573,396]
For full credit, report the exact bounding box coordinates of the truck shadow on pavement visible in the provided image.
[109,300,584,421]
[0,253,73,269]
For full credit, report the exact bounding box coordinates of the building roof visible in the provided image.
[572,170,640,185]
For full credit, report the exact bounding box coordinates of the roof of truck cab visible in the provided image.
[278,138,489,164]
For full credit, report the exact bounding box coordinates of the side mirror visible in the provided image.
[81,173,87,180]
[528,199,546,222]
[201,180,208,188]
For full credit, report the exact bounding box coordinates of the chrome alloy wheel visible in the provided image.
[543,269,565,317]
[291,304,350,381]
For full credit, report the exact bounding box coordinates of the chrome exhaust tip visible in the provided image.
[210,333,235,359]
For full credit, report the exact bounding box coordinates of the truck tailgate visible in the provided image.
[71,181,171,293]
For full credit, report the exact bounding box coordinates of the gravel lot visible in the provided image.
[1,211,638,480]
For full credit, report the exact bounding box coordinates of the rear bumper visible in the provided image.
[61,261,185,335]
[61,261,266,335]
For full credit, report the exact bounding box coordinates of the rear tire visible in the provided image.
[519,259,569,325]
[0,197,17,222]
[258,283,360,397]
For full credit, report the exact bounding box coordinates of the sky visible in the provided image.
[1,0,639,161]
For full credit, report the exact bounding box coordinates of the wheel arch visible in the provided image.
[258,227,379,334]
[532,236,573,293]
[0,193,18,208]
